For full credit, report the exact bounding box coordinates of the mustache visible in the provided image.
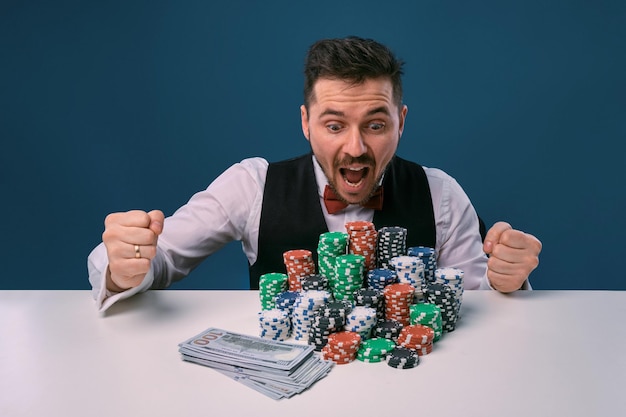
[335,155,375,167]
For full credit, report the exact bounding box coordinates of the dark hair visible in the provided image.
[303,36,405,109]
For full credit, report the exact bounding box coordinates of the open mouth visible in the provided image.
[340,166,370,187]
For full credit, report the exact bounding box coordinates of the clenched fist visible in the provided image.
[483,221,542,293]
[102,210,164,292]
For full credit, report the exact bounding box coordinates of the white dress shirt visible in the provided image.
[88,155,495,312]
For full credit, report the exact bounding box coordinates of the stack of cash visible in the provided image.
[178,327,334,400]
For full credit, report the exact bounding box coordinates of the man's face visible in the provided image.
[301,77,407,205]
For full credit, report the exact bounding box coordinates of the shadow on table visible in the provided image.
[102,290,188,319]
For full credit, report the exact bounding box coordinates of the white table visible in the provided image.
[1,290,625,417]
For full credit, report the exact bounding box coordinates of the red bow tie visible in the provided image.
[323,185,384,214]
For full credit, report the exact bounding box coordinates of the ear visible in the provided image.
[398,104,408,137]
[300,105,310,141]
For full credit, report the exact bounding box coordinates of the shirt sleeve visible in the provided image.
[426,168,532,291]
[87,242,154,313]
[86,157,268,312]
[425,167,491,290]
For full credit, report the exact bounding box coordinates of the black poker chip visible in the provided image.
[423,283,458,332]
[372,319,404,342]
[301,274,330,291]
[386,347,420,369]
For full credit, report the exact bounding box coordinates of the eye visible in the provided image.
[326,123,343,132]
[368,122,386,131]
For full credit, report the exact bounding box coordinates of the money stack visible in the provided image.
[179,327,333,400]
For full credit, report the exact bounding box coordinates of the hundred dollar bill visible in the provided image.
[214,368,291,400]
[179,327,334,399]
[178,327,315,371]
[181,352,333,391]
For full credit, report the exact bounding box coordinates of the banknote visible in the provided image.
[178,327,334,399]
[183,355,333,399]
[179,327,314,370]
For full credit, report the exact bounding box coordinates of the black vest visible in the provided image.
[248,154,438,289]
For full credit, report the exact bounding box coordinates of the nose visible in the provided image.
[342,127,367,157]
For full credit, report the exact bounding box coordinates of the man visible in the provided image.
[88,36,542,312]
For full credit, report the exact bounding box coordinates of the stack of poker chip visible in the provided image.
[307,309,346,352]
[423,283,458,333]
[292,290,331,341]
[386,346,420,369]
[259,273,288,310]
[345,306,377,341]
[434,267,464,315]
[390,255,426,302]
[301,274,329,292]
[275,290,299,316]
[283,249,316,291]
[372,319,404,342]
[376,226,408,269]
[390,255,425,286]
[383,283,415,326]
[311,300,352,352]
[258,308,291,341]
[397,324,435,356]
[409,303,443,342]
[333,254,366,302]
[345,221,378,271]
[321,331,362,365]
[356,337,396,363]
[317,232,349,285]
[407,246,437,283]
[354,287,385,320]
[367,268,397,290]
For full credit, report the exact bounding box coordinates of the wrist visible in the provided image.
[105,266,127,293]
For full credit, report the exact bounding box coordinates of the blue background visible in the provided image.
[1,0,624,290]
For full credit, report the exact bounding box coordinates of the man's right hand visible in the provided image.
[102,210,165,292]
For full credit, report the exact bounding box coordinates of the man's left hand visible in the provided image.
[483,221,542,293]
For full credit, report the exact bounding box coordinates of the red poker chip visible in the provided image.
[321,352,354,364]
[398,325,435,346]
[321,334,360,365]
[386,308,410,314]
[327,331,361,348]
[399,343,433,356]
[345,221,378,271]
[324,347,358,355]
[383,283,415,324]
[283,249,316,291]
[383,283,415,295]
[345,221,376,231]
[400,324,435,338]
[399,342,432,351]
[283,249,313,260]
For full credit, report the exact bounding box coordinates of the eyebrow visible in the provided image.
[319,106,391,118]
[367,106,391,116]
[319,109,345,117]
